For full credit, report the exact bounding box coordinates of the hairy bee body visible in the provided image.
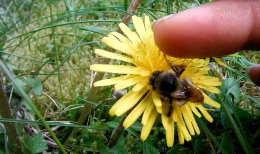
[149,65,204,117]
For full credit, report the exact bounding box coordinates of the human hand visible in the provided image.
[153,0,260,86]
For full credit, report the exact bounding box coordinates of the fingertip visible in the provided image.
[153,1,255,58]
[247,65,260,87]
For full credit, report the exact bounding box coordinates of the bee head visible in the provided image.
[159,71,177,94]
[149,70,177,96]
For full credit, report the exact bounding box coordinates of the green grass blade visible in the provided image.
[0,118,111,130]
[0,60,67,154]
[124,0,128,11]
[216,94,251,154]
[245,95,260,107]
[166,0,170,15]
[196,117,228,154]
[42,22,99,82]
[140,0,149,16]
[220,87,253,153]
[48,0,63,102]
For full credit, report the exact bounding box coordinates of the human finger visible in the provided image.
[153,0,260,58]
[247,65,260,86]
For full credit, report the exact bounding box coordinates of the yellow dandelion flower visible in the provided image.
[90,16,222,147]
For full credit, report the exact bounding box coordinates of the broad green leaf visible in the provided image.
[108,116,142,132]
[6,62,29,74]
[220,111,229,128]
[83,134,94,147]
[193,134,202,153]
[17,124,26,136]
[97,140,111,154]
[83,134,105,152]
[9,78,30,96]
[23,132,47,154]
[24,79,43,95]
[125,127,140,138]
[221,78,241,102]
[110,131,128,154]
[166,143,181,154]
[113,115,124,123]
[232,104,252,120]
[219,132,235,154]
[89,115,95,127]
[210,93,233,114]
[143,141,159,154]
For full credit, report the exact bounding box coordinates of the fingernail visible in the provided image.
[152,14,174,31]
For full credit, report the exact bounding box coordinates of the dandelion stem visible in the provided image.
[107,111,129,148]
[107,90,149,147]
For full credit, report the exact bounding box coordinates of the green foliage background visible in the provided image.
[0,0,260,153]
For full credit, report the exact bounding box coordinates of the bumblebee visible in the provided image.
[149,59,204,117]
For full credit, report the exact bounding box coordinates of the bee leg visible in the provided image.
[163,54,179,76]
[170,64,179,76]
[179,68,185,76]
[167,97,173,117]
[167,106,173,117]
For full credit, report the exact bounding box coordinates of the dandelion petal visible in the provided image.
[176,106,192,141]
[156,106,162,113]
[152,91,162,107]
[189,103,201,117]
[166,119,174,147]
[132,80,148,92]
[93,75,127,87]
[178,126,185,144]
[123,92,150,128]
[90,64,149,76]
[114,88,148,116]
[141,99,154,125]
[203,93,221,108]
[180,106,195,135]
[109,88,144,116]
[95,49,133,63]
[197,105,213,122]
[114,76,146,91]
[140,107,157,141]
[212,57,227,67]
[184,104,200,135]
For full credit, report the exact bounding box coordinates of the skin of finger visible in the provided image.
[248,65,260,86]
[153,0,260,58]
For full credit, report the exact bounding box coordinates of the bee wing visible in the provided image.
[183,82,204,103]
